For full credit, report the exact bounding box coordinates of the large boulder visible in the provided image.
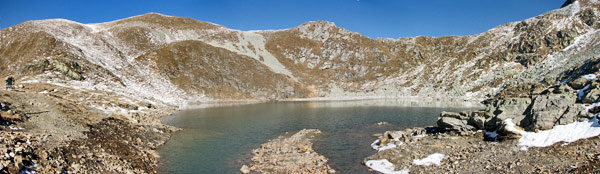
[582,88,600,103]
[552,84,574,94]
[437,116,473,132]
[525,95,579,130]
[437,111,486,133]
[568,76,591,90]
[485,98,532,130]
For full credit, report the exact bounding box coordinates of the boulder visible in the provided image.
[499,121,523,139]
[440,111,464,119]
[569,76,590,90]
[525,95,578,130]
[582,88,600,103]
[383,131,405,140]
[240,165,250,174]
[490,98,532,129]
[437,116,474,132]
[437,110,488,133]
[468,115,486,130]
[552,84,574,94]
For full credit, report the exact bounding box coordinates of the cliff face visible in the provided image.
[0,1,599,107]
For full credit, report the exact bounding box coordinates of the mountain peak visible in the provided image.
[299,21,337,28]
[108,12,224,30]
[562,0,577,8]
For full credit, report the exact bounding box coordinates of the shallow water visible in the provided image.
[158,99,479,174]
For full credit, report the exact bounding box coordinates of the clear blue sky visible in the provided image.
[0,0,566,38]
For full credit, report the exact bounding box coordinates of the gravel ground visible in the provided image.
[365,130,600,173]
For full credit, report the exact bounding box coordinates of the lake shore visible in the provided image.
[365,128,600,173]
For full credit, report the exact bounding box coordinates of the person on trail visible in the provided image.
[5,76,14,91]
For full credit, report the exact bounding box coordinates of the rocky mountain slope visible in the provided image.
[0,0,599,173]
[1,0,598,108]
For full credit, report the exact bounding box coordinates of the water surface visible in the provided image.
[158,99,478,174]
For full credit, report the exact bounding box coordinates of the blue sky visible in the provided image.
[0,0,566,38]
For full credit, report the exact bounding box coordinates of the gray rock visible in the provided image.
[437,116,474,132]
[526,95,579,130]
[491,98,532,128]
[552,84,573,94]
[569,77,590,90]
[468,115,486,130]
[384,131,406,139]
[582,88,600,103]
[440,111,464,119]
[240,165,250,174]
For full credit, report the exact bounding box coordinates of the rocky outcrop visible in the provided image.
[438,73,599,135]
[437,111,487,135]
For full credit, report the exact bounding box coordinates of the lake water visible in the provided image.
[158,99,479,174]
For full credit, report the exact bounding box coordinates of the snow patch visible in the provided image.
[365,159,410,174]
[583,74,597,80]
[8,126,24,130]
[504,116,600,148]
[578,84,591,101]
[587,102,600,112]
[371,139,400,152]
[412,153,445,166]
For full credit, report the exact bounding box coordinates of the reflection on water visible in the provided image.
[158,100,481,174]
[302,98,482,108]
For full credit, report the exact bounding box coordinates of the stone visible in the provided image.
[468,116,486,130]
[384,131,405,139]
[240,165,250,174]
[437,116,474,132]
[569,77,589,90]
[527,95,579,130]
[582,88,600,103]
[552,84,573,94]
[379,137,389,145]
[493,98,532,124]
[440,111,464,119]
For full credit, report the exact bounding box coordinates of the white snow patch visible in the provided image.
[412,153,445,166]
[365,159,410,174]
[587,102,600,112]
[583,74,597,80]
[8,126,24,130]
[371,139,401,152]
[578,84,591,101]
[504,116,600,148]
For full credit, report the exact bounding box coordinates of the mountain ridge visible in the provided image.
[0,0,598,108]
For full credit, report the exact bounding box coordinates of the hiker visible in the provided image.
[5,76,14,91]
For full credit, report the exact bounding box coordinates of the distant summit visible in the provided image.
[562,0,576,8]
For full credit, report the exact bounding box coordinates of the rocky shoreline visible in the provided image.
[241,129,336,174]
[0,83,177,173]
[365,72,600,173]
